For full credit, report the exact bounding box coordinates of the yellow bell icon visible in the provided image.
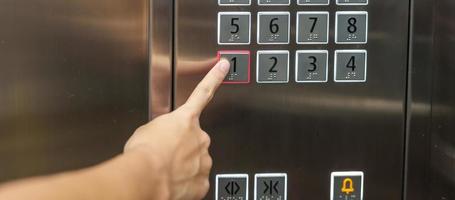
[341,178,355,194]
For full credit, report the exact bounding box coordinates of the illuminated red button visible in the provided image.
[217,50,251,84]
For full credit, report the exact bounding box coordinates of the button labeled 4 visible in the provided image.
[334,50,367,82]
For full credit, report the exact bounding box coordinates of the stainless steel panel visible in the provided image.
[174,1,409,200]
[0,0,149,182]
[150,0,173,118]
[406,0,455,198]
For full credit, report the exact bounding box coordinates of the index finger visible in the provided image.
[181,59,230,115]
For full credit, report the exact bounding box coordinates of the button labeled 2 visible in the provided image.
[335,11,368,44]
[254,173,287,200]
[296,50,328,83]
[216,174,249,200]
[334,50,367,82]
[218,51,251,84]
[297,12,329,44]
[218,12,251,45]
[258,12,290,44]
[297,0,329,6]
[257,50,290,83]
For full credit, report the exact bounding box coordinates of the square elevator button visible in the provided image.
[297,12,329,44]
[258,0,291,6]
[257,50,290,83]
[297,0,330,6]
[296,50,328,83]
[331,171,364,200]
[216,174,249,200]
[218,12,251,45]
[218,50,251,84]
[257,12,290,44]
[254,173,287,200]
[335,11,368,44]
[219,0,251,6]
[336,0,368,5]
[334,50,367,82]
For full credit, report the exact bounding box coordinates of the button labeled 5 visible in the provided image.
[257,50,290,83]
[296,50,328,83]
[334,50,367,82]
[257,12,290,44]
[218,51,251,84]
[218,12,251,45]
[219,0,251,6]
[297,12,329,44]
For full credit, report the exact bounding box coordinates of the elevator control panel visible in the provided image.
[217,0,368,84]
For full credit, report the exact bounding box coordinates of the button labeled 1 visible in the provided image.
[336,0,368,5]
[258,12,290,44]
[335,11,368,44]
[218,51,251,84]
[296,50,328,83]
[297,0,329,6]
[219,0,251,6]
[254,173,287,200]
[334,50,367,82]
[331,171,364,200]
[258,0,291,5]
[257,50,289,83]
[297,12,329,44]
[218,12,251,45]
[216,174,249,200]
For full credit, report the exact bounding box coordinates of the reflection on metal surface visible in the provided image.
[149,0,173,119]
[0,0,148,181]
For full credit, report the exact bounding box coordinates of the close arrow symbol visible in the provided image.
[273,181,279,194]
[263,181,270,194]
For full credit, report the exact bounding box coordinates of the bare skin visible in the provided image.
[0,59,231,200]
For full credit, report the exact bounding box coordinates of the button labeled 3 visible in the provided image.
[296,50,328,83]
[218,12,251,45]
[257,50,290,83]
[218,51,251,84]
[335,11,368,44]
[297,0,330,6]
[254,173,287,200]
[334,50,367,82]
[297,12,329,44]
[219,0,251,6]
[258,12,290,44]
[216,174,249,200]
[331,171,364,200]
[258,0,291,6]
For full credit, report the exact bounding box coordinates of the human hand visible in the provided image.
[124,60,230,200]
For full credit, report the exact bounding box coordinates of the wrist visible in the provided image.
[123,149,171,200]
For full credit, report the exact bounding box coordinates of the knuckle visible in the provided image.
[198,84,214,101]
[200,131,211,147]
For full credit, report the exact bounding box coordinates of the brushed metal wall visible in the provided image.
[406,0,455,199]
[0,0,149,182]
